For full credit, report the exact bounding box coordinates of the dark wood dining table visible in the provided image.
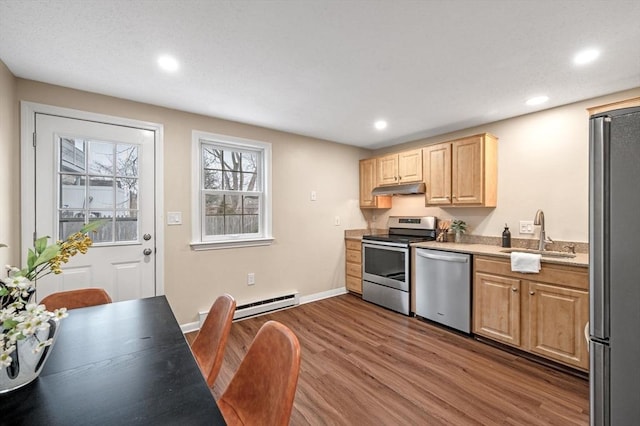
[0,296,226,425]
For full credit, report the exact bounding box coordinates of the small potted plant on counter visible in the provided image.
[451,219,468,243]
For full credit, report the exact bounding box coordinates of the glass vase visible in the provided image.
[0,318,60,394]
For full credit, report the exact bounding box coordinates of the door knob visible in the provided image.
[143,248,153,256]
[529,291,535,295]
[511,287,518,292]
[143,234,152,241]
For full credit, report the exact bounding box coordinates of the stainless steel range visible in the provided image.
[361,216,437,315]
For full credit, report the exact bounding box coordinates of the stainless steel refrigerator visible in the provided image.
[589,106,640,425]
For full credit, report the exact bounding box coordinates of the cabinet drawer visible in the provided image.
[346,249,361,264]
[474,256,588,290]
[346,262,362,278]
[345,239,361,251]
[346,275,362,294]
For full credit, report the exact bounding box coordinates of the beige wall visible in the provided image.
[366,87,640,244]
[14,78,370,324]
[6,59,640,324]
[0,61,18,268]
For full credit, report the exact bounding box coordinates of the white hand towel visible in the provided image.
[510,252,541,273]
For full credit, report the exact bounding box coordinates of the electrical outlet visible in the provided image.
[247,273,255,286]
[519,220,534,234]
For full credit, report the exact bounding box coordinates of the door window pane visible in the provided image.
[88,141,114,175]
[60,138,86,172]
[88,176,115,210]
[60,174,86,209]
[90,218,113,244]
[116,177,138,209]
[116,144,138,177]
[59,211,85,240]
[115,210,138,242]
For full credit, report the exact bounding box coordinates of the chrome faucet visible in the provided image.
[534,209,553,251]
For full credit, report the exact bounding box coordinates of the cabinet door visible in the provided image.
[359,158,377,207]
[398,149,422,183]
[452,136,483,205]
[423,143,451,205]
[474,273,521,346]
[359,158,391,209]
[377,154,398,186]
[528,282,589,370]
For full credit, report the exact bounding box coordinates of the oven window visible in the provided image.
[364,246,406,281]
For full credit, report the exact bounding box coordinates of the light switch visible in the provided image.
[310,190,317,201]
[167,211,182,225]
[519,220,534,234]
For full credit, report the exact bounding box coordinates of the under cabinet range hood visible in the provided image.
[371,182,426,196]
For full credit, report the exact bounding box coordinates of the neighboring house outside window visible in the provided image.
[191,131,273,250]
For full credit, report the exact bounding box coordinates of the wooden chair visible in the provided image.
[217,320,301,426]
[191,294,236,388]
[40,288,112,311]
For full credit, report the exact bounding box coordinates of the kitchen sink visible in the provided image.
[500,248,576,258]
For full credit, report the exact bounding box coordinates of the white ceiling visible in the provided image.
[1,0,639,149]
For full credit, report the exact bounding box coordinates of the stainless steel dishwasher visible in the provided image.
[415,248,471,333]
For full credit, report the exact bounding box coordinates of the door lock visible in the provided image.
[143,234,152,241]
[143,248,153,256]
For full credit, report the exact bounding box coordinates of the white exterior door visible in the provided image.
[30,112,157,302]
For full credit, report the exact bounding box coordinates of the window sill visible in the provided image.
[190,237,275,251]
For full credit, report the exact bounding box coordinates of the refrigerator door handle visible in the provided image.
[590,340,610,426]
[589,116,610,340]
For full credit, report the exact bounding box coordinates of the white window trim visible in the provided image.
[190,130,273,250]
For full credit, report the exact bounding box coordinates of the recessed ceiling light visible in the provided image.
[526,96,549,106]
[574,49,600,65]
[374,120,388,130]
[157,55,179,72]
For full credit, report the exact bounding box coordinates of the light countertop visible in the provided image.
[345,231,587,267]
[413,241,588,268]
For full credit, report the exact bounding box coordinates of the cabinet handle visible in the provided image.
[529,291,535,295]
[511,287,518,292]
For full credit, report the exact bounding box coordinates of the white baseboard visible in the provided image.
[180,286,348,333]
[180,321,200,334]
[299,287,347,305]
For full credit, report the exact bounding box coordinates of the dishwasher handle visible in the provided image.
[416,249,469,263]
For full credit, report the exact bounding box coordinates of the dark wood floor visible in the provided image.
[187,294,589,425]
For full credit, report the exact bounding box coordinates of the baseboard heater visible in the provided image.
[199,292,299,326]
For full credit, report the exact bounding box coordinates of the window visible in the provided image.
[191,131,272,250]
[59,137,140,244]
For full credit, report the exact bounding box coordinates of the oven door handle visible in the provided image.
[416,250,469,263]
[362,242,407,252]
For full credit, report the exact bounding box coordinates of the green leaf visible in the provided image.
[34,236,50,255]
[3,319,18,330]
[32,244,61,268]
[81,220,107,234]
[0,288,8,296]
[27,248,36,271]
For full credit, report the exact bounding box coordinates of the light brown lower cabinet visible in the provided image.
[473,256,589,371]
[345,239,362,294]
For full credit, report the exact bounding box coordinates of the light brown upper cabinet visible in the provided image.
[423,133,498,207]
[359,158,392,209]
[376,149,423,186]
